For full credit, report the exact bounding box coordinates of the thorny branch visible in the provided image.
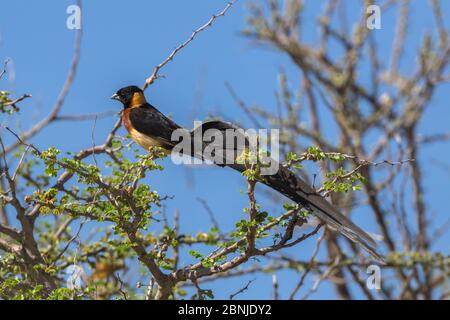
[143,0,238,90]
[1,27,82,157]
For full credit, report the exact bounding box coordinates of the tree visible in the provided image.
[0,0,449,300]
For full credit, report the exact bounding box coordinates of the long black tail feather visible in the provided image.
[189,121,385,262]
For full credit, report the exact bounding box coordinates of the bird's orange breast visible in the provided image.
[122,108,168,152]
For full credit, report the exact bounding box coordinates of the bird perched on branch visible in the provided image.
[111,85,384,262]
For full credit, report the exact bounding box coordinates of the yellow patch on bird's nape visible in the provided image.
[129,92,147,108]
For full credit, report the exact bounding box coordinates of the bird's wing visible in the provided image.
[129,104,183,149]
[190,120,251,165]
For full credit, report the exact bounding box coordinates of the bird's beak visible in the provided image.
[111,93,120,101]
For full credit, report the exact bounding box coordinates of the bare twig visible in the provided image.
[143,0,238,90]
[2,94,32,111]
[229,278,256,300]
[197,197,222,236]
[0,59,10,80]
[272,274,279,300]
[55,110,116,121]
[289,230,325,299]
[114,273,129,300]
[50,220,86,267]
[225,82,263,128]
[1,24,82,156]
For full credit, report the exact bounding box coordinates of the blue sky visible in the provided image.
[1,1,449,299]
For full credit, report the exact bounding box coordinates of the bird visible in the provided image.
[111,85,384,262]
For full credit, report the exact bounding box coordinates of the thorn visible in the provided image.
[312,173,317,190]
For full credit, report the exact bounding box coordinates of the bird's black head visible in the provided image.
[111,85,146,108]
